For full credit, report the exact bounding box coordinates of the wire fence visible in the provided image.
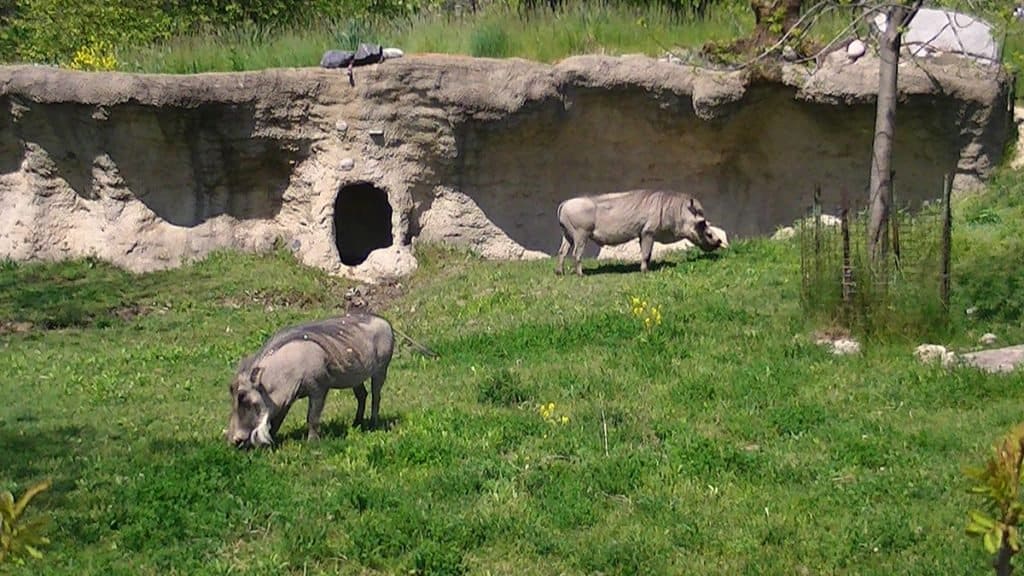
[798,175,953,339]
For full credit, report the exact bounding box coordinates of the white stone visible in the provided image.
[831,338,860,355]
[980,333,998,346]
[873,8,999,64]
[351,245,418,282]
[772,226,796,240]
[335,120,348,134]
[846,39,866,60]
[382,48,405,60]
[340,158,355,171]
[913,340,950,362]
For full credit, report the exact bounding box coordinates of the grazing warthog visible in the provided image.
[555,189,726,276]
[226,312,427,449]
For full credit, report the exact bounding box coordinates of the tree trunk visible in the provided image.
[867,1,922,263]
[749,0,804,47]
[995,532,1015,576]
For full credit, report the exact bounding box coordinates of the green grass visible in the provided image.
[116,2,752,73]
[3,171,1024,574]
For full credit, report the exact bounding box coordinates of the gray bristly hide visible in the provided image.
[226,311,395,449]
[554,189,725,276]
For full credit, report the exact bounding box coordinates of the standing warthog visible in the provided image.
[555,189,726,276]
[226,311,407,449]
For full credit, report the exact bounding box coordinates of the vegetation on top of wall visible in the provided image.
[0,0,1020,103]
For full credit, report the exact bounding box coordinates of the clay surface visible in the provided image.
[0,52,1013,280]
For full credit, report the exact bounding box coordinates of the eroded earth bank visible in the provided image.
[0,52,1014,280]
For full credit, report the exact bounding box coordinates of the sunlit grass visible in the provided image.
[3,170,1024,574]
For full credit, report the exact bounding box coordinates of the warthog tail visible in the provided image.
[393,327,439,358]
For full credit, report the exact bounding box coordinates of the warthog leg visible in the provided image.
[555,236,572,276]
[306,389,327,441]
[639,233,655,272]
[270,403,294,439]
[352,382,368,428]
[369,368,387,429]
[571,232,588,276]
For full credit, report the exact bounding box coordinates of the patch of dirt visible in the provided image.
[0,320,34,335]
[342,280,405,313]
[218,280,406,314]
[110,303,153,322]
[219,289,330,311]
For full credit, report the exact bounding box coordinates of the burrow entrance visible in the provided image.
[334,182,393,266]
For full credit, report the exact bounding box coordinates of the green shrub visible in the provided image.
[0,479,52,566]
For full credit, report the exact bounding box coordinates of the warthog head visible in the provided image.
[225,359,274,449]
[680,198,726,252]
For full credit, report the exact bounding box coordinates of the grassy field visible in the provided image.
[2,171,1024,574]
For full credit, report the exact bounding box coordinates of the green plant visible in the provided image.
[0,479,52,565]
[965,424,1024,576]
[476,366,535,406]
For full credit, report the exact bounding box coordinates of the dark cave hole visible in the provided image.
[334,183,393,266]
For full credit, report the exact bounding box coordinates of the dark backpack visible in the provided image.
[320,43,384,69]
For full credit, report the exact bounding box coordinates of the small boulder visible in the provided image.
[831,338,861,355]
[980,332,998,346]
[915,344,958,368]
[846,39,867,60]
[960,345,1024,374]
[816,335,860,355]
[772,226,796,240]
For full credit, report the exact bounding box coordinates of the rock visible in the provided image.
[960,345,1024,374]
[1012,105,1024,170]
[872,8,999,64]
[0,53,1011,282]
[915,344,958,368]
[915,344,947,363]
[782,46,799,62]
[597,238,694,261]
[979,332,998,346]
[817,214,842,227]
[772,226,796,240]
[846,39,866,60]
[831,338,861,355]
[382,48,404,60]
[815,334,861,355]
[335,120,348,134]
[966,306,978,316]
[352,245,418,282]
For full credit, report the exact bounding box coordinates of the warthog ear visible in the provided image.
[248,366,263,385]
[687,198,704,217]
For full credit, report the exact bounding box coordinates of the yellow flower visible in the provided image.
[67,39,118,72]
[560,415,569,424]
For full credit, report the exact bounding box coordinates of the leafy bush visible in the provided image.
[965,424,1024,576]
[0,479,52,566]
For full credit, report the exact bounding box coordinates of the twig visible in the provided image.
[601,406,609,457]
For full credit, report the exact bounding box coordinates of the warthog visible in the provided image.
[226,311,430,449]
[555,189,726,276]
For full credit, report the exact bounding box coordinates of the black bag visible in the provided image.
[319,43,384,69]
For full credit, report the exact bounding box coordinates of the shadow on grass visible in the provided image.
[276,414,403,445]
[0,421,89,490]
[578,251,723,276]
[581,259,678,276]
